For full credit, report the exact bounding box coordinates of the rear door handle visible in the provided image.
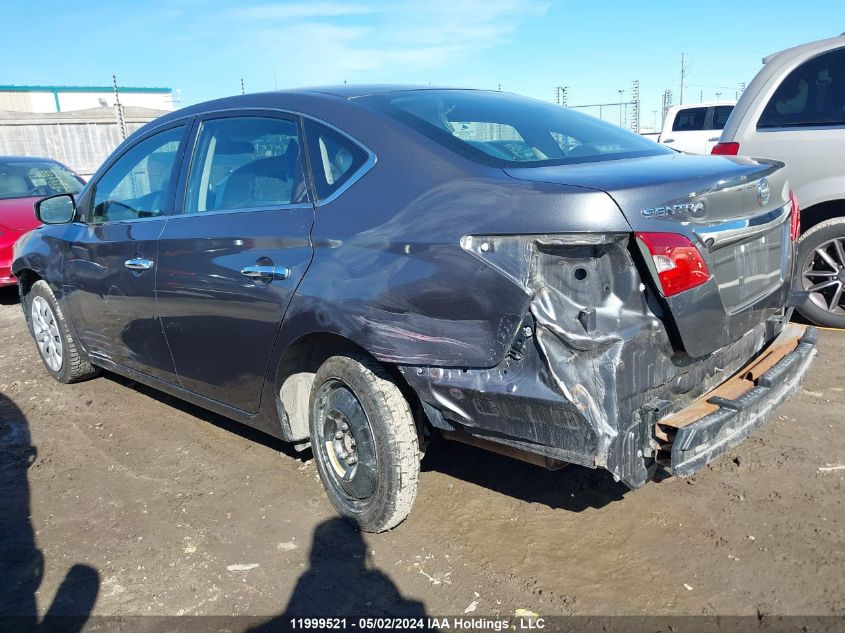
[124,258,154,271]
[240,265,290,281]
[662,138,675,143]
[707,136,720,142]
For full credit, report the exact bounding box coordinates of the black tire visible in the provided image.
[309,354,420,532]
[795,217,845,329]
[25,280,99,383]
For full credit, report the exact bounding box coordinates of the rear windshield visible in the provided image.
[360,90,671,167]
[0,159,83,200]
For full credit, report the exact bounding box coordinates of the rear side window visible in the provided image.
[185,116,308,213]
[711,105,733,130]
[303,119,368,201]
[672,107,707,131]
[758,47,845,128]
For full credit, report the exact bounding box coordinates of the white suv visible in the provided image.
[714,34,845,328]
[658,101,735,154]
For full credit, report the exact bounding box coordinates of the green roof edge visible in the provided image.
[0,84,172,94]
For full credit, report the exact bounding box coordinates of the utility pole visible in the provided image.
[112,74,126,141]
[700,90,703,102]
[273,68,278,90]
[680,52,686,104]
[631,80,640,133]
[618,89,624,126]
[554,85,568,106]
[240,78,245,95]
[662,89,673,127]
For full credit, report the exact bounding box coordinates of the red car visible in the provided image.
[0,156,84,286]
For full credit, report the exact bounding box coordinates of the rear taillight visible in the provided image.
[636,232,710,297]
[711,142,740,155]
[789,191,800,241]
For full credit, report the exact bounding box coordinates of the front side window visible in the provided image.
[361,90,670,167]
[758,47,845,128]
[303,119,368,201]
[0,160,83,201]
[91,126,184,223]
[672,107,707,131]
[185,116,308,213]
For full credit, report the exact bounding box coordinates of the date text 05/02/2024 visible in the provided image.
[288,616,546,630]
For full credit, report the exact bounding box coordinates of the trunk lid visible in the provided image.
[505,153,793,357]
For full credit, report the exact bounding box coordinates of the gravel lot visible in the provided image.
[1,284,843,626]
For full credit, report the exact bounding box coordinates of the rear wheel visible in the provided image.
[309,354,419,532]
[796,217,845,329]
[25,280,99,383]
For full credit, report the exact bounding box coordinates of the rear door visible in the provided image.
[705,105,734,154]
[156,112,314,413]
[661,106,709,153]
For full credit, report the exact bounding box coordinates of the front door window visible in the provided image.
[91,125,185,223]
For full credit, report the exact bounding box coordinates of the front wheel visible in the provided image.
[309,354,420,532]
[795,217,845,329]
[25,280,99,383]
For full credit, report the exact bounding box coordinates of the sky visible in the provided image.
[3,0,844,130]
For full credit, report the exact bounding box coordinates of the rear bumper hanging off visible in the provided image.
[655,323,817,477]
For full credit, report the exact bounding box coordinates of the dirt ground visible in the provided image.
[1,284,843,626]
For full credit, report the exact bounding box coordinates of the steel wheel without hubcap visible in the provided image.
[801,236,845,318]
[31,296,63,372]
[315,379,379,501]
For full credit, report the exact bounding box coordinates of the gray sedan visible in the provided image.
[14,86,814,531]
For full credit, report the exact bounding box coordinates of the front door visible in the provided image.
[156,113,314,413]
[62,123,190,382]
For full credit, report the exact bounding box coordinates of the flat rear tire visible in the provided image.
[309,354,419,533]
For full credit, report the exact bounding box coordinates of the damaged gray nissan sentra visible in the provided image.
[13,86,817,531]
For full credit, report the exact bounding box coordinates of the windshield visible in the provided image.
[0,159,84,201]
[361,90,672,167]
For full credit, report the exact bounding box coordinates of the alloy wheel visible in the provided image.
[801,236,845,317]
[31,296,63,372]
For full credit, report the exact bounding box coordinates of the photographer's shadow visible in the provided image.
[251,518,429,631]
[0,391,99,632]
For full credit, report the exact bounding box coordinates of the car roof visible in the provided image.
[136,85,511,134]
[762,33,845,65]
[667,101,736,111]
[293,84,460,99]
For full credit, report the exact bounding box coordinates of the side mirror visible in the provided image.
[35,194,76,225]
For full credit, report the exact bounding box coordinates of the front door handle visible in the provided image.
[124,258,154,271]
[240,265,290,282]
